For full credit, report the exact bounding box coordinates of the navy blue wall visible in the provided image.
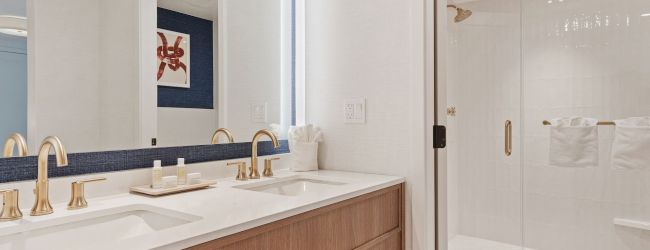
[157,8,214,109]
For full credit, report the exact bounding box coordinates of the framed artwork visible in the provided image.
[157,28,190,88]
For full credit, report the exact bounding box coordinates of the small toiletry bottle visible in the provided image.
[152,160,163,189]
[177,158,187,185]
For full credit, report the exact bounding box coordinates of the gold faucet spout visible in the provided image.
[3,133,28,157]
[32,136,68,216]
[249,129,280,179]
[211,128,235,144]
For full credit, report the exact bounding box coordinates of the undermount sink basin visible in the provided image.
[0,204,201,250]
[234,176,347,196]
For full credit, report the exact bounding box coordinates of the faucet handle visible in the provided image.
[0,189,22,221]
[67,177,106,210]
[227,161,248,181]
[263,157,281,177]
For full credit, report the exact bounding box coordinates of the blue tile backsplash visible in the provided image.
[0,141,289,183]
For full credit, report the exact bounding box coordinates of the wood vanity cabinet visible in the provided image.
[189,184,405,250]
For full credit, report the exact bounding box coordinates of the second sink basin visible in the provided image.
[234,175,347,196]
[0,204,201,250]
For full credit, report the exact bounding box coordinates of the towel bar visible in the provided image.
[542,120,616,126]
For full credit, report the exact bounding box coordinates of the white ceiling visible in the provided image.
[157,0,218,21]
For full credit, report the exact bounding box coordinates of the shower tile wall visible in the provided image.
[522,0,650,249]
[446,0,522,246]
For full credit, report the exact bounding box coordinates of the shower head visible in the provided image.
[447,5,472,23]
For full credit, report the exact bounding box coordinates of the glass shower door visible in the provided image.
[442,0,523,249]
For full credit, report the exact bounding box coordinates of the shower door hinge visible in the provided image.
[433,125,446,149]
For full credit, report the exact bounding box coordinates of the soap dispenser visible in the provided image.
[151,160,163,189]
[177,158,187,185]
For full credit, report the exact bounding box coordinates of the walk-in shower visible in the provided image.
[439,0,650,249]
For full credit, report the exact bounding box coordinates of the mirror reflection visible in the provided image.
[0,0,293,156]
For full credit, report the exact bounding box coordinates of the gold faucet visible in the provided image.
[249,130,280,179]
[211,128,234,144]
[3,133,28,157]
[32,136,68,216]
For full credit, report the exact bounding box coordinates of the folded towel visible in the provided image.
[548,117,599,168]
[611,117,650,170]
[289,141,319,171]
[288,125,323,171]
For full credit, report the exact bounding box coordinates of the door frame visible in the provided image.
[429,0,448,249]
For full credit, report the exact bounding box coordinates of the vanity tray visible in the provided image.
[130,179,217,196]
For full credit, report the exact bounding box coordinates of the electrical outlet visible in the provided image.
[251,103,267,123]
[344,98,365,124]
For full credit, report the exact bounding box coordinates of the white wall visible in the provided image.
[218,0,289,141]
[157,108,217,147]
[99,0,141,151]
[29,0,141,153]
[30,0,101,153]
[305,0,428,249]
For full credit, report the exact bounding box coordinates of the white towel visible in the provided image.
[288,125,323,171]
[611,117,650,170]
[548,117,599,168]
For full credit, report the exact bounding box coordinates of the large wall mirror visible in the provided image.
[0,0,294,156]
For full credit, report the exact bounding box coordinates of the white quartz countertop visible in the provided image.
[0,170,404,250]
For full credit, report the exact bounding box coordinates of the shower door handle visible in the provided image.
[505,120,512,156]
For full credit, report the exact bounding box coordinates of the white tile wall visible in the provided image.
[522,0,650,249]
[448,0,650,249]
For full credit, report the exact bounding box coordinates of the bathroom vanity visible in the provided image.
[0,169,404,250]
[0,1,407,249]
[191,183,404,250]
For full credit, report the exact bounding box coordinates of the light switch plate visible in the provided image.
[344,98,366,124]
[251,103,267,123]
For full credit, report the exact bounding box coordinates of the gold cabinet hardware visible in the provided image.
[32,136,68,216]
[227,161,248,181]
[211,128,235,144]
[3,133,28,157]
[263,157,281,177]
[250,130,280,179]
[67,177,106,210]
[505,120,512,156]
[0,189,22,221]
